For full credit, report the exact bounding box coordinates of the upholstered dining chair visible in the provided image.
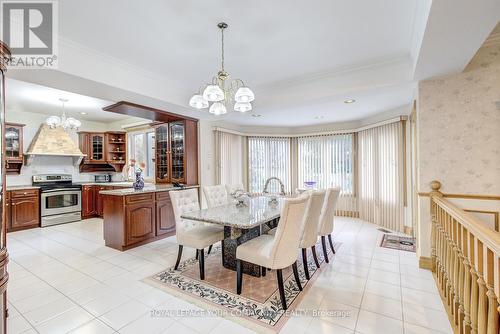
[297,190,325,279]
[203,185,229,208]
[267,190,325,280]
[170,188,224,280]
[235,195,312,310]
[224,183,245,198]
[317,188,340,263]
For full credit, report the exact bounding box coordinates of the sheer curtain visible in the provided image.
[248,137,291,193]
[358,121,405,232]
[297,134,357,215]
[214,131,244,186]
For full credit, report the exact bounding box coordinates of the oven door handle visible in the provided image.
[41,188,82,193]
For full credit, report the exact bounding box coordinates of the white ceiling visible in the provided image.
[5,79,129,123]
[6,0,500,126]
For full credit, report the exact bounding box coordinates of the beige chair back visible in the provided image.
[203,185,228,208]
[318,188,340,236]
[225,184,244,197]
[300,190,326,248]
[169,188,201,235]
[269,195,311,269]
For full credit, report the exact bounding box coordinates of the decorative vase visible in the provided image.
[133,170,144,190]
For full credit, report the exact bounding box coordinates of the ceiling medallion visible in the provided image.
[189,22,254,115]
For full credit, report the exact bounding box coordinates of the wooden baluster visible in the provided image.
[477,242,487,334]
[462,227,472,334]
[468,234,478,334]
[457,223,465,332]
[485,250,499,334]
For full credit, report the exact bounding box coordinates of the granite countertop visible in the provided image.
[99,184,199,196]
[75,181,135,187]
[181,196,284,229]
[6,185,41,191]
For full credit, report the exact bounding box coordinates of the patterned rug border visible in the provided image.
[380,233,416,252]
[143,243,340,333]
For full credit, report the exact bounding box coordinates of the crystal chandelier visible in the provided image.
[189,22,255,115]
[46,98,82,130]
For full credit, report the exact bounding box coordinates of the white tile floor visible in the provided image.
[6,217,453,334]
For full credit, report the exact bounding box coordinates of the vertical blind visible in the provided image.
[215,131,244,186]
[297,133,357,215]
[358,121,405,232]
[248,137,291,193]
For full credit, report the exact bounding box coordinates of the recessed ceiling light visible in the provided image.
[80,112,88,115]
[344,99,356,104]
[251,114,262,118]
[314,116,324,120]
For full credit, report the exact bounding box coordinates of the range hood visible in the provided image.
[25,124,86,166]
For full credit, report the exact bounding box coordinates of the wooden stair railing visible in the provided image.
[429,180,500,334]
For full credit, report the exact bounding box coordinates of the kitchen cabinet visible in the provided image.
[82,185,97,219]
[102,190,178,251]
[6,189,40,232]
[78,131,126,172]
[154,120,198,185]
[125,200,156,245]
[105,132,126,172]
[89,133,105,162]
[5,123,25,174]
[156,192,176,236]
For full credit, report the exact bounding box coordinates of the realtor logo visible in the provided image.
[1,0,58,68]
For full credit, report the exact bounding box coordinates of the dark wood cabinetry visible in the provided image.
[6,189,40,232]
[154,120,198,185]
[5,123,25,174]
[82,185,97,219]
[156,192,176,236]
[82,185,119,219]
[125,200,156,245]
[78,131,126,172]
[103,190,179,251]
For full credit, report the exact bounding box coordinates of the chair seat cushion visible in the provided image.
[236,235,276,269]
[177,225,224,249]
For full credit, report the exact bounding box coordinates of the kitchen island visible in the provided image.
[100,185,198,251]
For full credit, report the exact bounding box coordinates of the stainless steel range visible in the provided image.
[33,174,82,227]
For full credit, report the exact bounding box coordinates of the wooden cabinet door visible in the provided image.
[90,133,105,162]
[5,193,11,231]
[79,132,90,163]
[155,124,170,183]
[125,201,155,245]
[156,193,176,236]
[95,185,103,217]
[169,121,185,183]
[11,196,39,229]
[82,185,96,218]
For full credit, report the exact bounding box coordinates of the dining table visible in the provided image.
[181,195,287,277]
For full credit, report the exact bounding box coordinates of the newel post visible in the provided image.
[430,180,443,273]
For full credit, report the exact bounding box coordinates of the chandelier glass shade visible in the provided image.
[189,22,254,115]
[45,98,82,130]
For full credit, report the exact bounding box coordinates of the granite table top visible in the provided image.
[181,196,286,229]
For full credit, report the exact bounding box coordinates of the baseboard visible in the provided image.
[419,256,432,270]
[403,226,413,236]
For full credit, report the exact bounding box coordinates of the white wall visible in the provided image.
[5,110,122,186]
[197,120,215,208]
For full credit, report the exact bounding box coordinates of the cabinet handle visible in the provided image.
[23,192,27,195]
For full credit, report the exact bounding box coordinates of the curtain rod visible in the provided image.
[213,116,407,137]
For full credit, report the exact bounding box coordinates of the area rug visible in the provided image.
[144,240,340,333]
[380,234,416,252]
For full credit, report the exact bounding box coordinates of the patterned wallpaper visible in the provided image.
[418,52,500,195]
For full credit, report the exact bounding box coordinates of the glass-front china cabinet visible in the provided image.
[154,120,197,185]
